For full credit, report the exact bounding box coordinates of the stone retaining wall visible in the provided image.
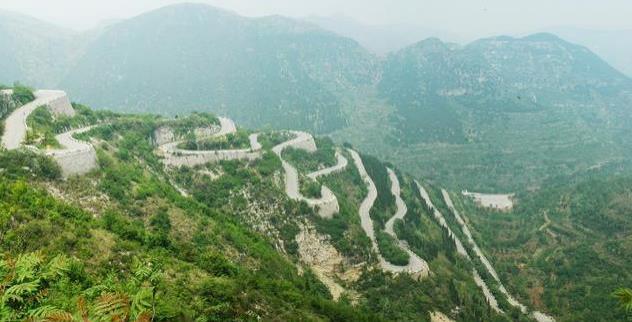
[45,93,75,117]
[163,149,262,167]
[48,147,98,178]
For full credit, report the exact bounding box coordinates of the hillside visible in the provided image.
[58,3,378,134]
[0,10,80,87]
[7,87,597,321]
[4,6,632,191]
[364,34,632,191]
[542,27,632,77]
[446,169,632,321]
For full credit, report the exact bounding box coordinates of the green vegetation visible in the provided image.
[257,131,295,150]
[10,83,35,105]
[0,83,36,135]
[284,137,337,173]
[613,288,632,314]
[447,173,632,321]
[0,251,160,321]
[4,93,628,320]
[312,150,372,262]
[0,115,382,320]
[376,231,409,265]
[300,177,322,198]
[165,112,219,137]
[0,150,61,179]
[361,154,395,227]
[25,103,114,149]
[26,106,61,148]
[179,130,250,150]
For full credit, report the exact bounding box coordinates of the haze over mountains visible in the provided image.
[2,3,632,190]
[1,3,632,320]
[305,14,632,78]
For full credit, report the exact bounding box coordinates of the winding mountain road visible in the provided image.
[272,131,341,218]
[348,149,429,277]
[1,89,98,177]
[414,180,502,313]
[441,189,555,322]
[2,90,68,150]
[382,168,430,276]
[158,117,263,166]
[45,126,98,177]
[307,150,348,180]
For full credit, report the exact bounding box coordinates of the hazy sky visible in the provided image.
[2,0,632,37]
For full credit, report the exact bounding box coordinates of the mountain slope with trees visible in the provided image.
[3,4,632,191]
[59,3,378,134]
[368,34,632,190]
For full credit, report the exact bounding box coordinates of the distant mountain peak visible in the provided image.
[522,32,563,42]
[409,37,451,53]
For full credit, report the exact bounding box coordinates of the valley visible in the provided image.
[0,86,579,321]
[1,2,631,321]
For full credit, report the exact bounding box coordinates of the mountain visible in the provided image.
[0,10,79,87]
[304,15,464,56]
[0,96,522,321]
[450,167,632,321]
[59,3,379,134]
[365,34,632,190]
[541,27,632,77]
[2,91,629,320]
[3,5,632,192]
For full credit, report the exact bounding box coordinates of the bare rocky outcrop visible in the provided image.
[429,311,456,322]
[462,191,514,211]
[295,224,361,301]
[272,131,340,218]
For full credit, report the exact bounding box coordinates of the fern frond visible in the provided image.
[14,252,43,282]
[135,311,152,322]
[131,287,153,318]
[27,305,73,321]
[77,297,89,322]
[44,311,75,322]
[82,284,111,299]
[43,255,70,280]
[4,280,40,299]
[612,288,632,312]
[92,292,130,319]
